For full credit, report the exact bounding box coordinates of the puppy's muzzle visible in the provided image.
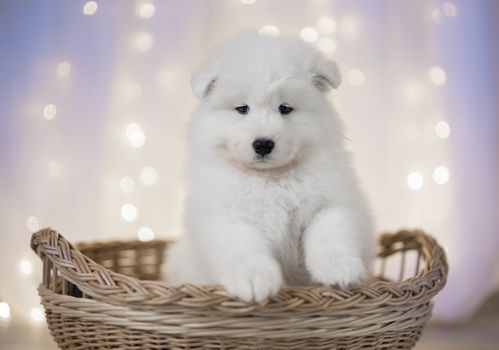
[252,138,275,157]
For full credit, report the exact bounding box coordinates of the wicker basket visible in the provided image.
[31,228,447,349]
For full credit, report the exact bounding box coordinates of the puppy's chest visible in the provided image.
[230,175,325,239]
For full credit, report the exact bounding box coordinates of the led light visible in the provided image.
[429,66,447,86]
[26,216,40,232]
[137,3,155,18]
[20,259,33,275]
[317,37,337,55]
[0,302,10,319]
[347,69,365,86]
[126,123,141,138]
[131,31,153,52]
[433,166,450,185]
[83,1,98,16]
[432,9,442,23]
[435,121,451,139]
[317,16,336,34]
[442,2,457,17]
[300,27,319,43]
[138,227,155,242]
[43,104,57,120]
[129,131,145,148]
[56,61,71,78]
[338,16,359,40]
[139,166,158,187]
[240,0,256,4]
[47,161,63,178]
[121,203,138,222]
[120,176,135,194]
[405,83,425,102]
[31,307,44,322]
[125,123,146,148]
[407,172,424,191]
[259,25,280,37]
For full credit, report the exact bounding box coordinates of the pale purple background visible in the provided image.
[0,0,498,327]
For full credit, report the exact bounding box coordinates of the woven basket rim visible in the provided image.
[37,283,433,339]
[31,228,448,313]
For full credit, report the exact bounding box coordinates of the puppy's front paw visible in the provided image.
[221,255,283,303]
[306,253,368,288]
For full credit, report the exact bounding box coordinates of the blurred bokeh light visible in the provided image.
[0,0,498,333]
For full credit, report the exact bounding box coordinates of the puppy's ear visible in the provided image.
[311,59,341,92]
[191,67,217,98]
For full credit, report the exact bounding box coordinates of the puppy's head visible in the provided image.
[189,32,343,172]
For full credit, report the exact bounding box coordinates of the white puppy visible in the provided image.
[167,33,374,303]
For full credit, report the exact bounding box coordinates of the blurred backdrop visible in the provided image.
[0,0,498,336]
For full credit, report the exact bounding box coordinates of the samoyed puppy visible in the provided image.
[167,32,374,303]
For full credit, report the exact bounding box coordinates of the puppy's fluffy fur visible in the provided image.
[167,33,374,302]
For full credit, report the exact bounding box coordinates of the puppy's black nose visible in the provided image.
[252,138,275,156]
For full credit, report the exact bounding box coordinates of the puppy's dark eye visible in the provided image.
[279,104,293,115]
[235,105,250,115]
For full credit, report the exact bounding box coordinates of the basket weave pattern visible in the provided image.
[31,228,447,349]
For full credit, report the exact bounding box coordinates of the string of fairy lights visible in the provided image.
[0,0,457,326]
